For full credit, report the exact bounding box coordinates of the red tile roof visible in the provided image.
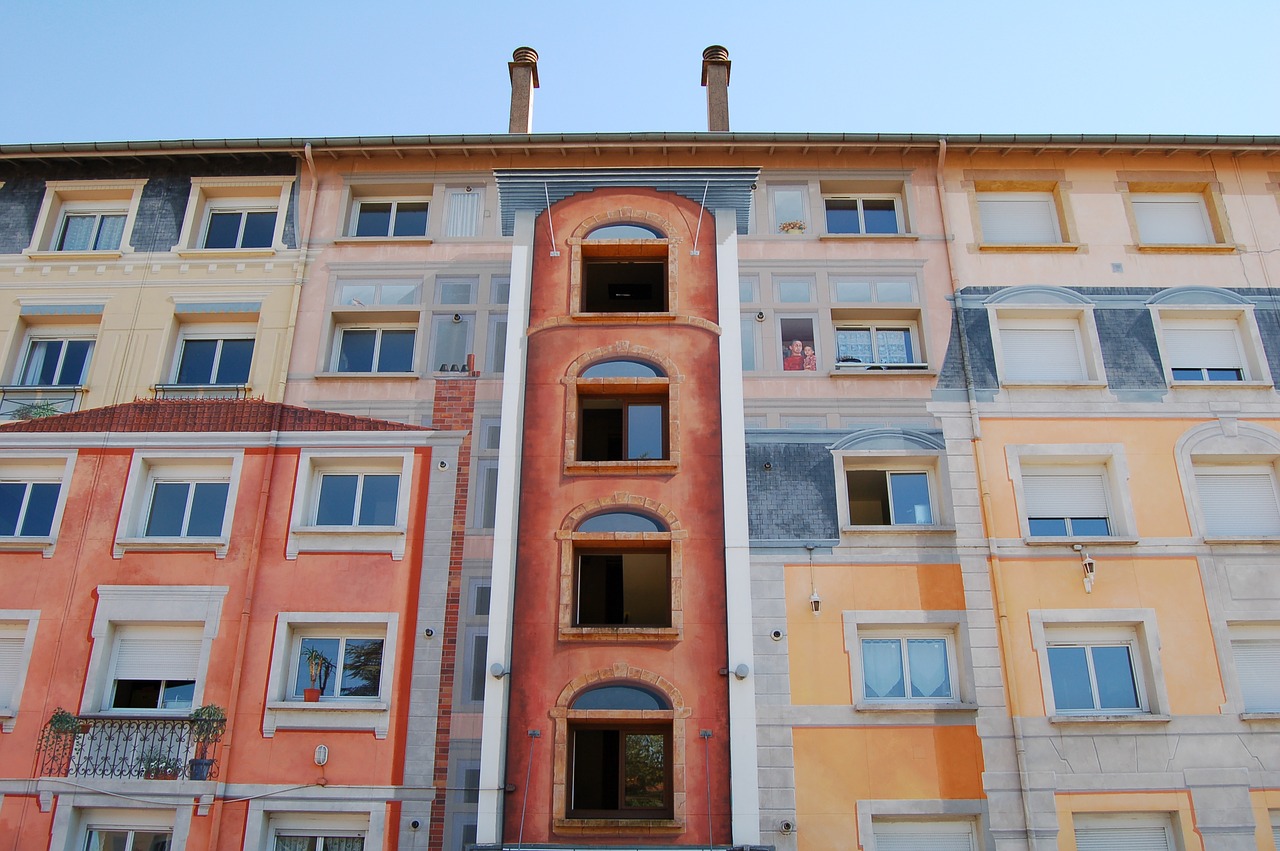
[1,398,431,433]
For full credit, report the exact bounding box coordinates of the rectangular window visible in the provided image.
[1046,639,1142,714]
[579,398,667,461]
[832,277,916,303]
[1195,467,1280,537]
[835,326,916,367]
[583,260,667,313]
[861,636,953,701]
[336,281,421,307]
[0,480,60,537]
[576,551,671,627]
[1132,192,1214,244]
[487,315,508,374]
[108,625,202,711]
[1232,631,1280,712]
[144,480,230,537]
[0,620,36,715]
[444,188,482,237]
[335,328,416,373]
[998,318,1089,383]
[175,338,254,385]
[779,317,818,372]
[1021,469,1112,537]
[491,275,511,305]
[56,210,126,251]
[436,277,477,305]
[291,635,384,699]
[18,338,93,386]
[1162,321,1247,381]
[740,315,759,371]
[430,314,474,371]
[825,196,901,234]
[86,829,173,851]
[474,460,499,529]
[203,207,277,249]
[468,633,488,702]
[351,199,428,238]
[770,185,808,234]
[977,191,1062,244]
[846,470,933,526]
[739,275,758,303]
[274,834,365,851]
[569,725,671,817]
[776,277,813,303]
[1073,815,1175,851]
[873,820,976,851]
[315,473,400,526]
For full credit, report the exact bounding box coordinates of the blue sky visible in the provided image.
[3,0,1277,144]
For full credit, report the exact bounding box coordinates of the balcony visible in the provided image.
[37,713,225,781]
[0,385,85,420]
[153,383,251,400]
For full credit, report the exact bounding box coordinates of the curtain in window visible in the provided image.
[862,639,905,698]
[906,638,950,698]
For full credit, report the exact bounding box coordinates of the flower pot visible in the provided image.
[144,768,180,780]
[188,758,214,781]
[304,688,321,703]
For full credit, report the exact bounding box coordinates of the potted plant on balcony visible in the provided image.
[47,706,88,735]
[187,704,225,781]
[302,646,333,702]
[140,751,183,780]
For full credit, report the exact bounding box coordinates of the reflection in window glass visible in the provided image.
[581,360,663,379]
[146,481,229,537]
[572,684,667,710]
[585,224,663,239]
[578,511,665,533]
[833,279,874,302]
[437,279,476,305]
[86,829,173,851]
[20,339,93,386]
[1048,644,1139,712]
[0,481,60,536]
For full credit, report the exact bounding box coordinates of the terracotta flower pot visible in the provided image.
[304,688,322,702]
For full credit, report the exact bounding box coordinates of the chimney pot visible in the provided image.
[508,46,540,134]
[700,45,731,132]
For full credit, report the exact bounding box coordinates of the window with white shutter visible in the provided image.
[999,319,1088,383]
[1073,815,1175,851]
[1021,468,1112,537]
[1131,193,1214,245]
[1161,321,1247,381]
[977,192,1062,244]
[1194,467,1280,537]
[873,820,976,851]
[0,622,30,712]
[107,624,202,711]
[1232,635,1280,712]
[444,188,482,237]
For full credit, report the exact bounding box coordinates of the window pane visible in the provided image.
[1028,517,1069,536]
[876,328,913,363]
[834,279,874,302]
[375,330,415,372]
[59,215,98,250]
[146,482,191,536]
[161,679,195,709]
[825,199,861,234]
[297,637,340,696]
[740,317,757,371]
[489,317,507,373]
[240,211,276,248]
[338,285,377,306]
[381,284,419,305]
[21,483,60,536]
[358,474,399,525]
[58,340,92,385]
[778,279,811,303]
[186,482,229,537]
[626,404,664,460]
[889,472,932,524]
[393,202,429,236]
[132,833,173,851]
[862,639,906,698]
[836,329,874,365]
[355,202,392,237]
[204,212,242,248]
[624,733,667,808]
[578,511,665,533]
[738,277,757,303]
[316,474,358,525]
[469,634,488,701]
[1091,645,1140,710]
[275,837,316,851]
[780,318,817,371]
[847,470,891,525]
[23,340,63,385]
[432,316,471,370]
[573,684,667,711]
[339,638,383,696]
[906,638,950,698]
[338,330,377,372]
[492,276,511,304]
[86,830,132,851]
[876,280,915,303]
[772,188,806,230]
[1070,517,1111,536]
[1047,646,1095,711]
[95,214,126,250]
[862,198,899,234]
[586,223,662,239]
[215,339,254,383]
[438,280,475,304]
[0,483,25,535]
[177,340,218,384]
[581,359,663,378]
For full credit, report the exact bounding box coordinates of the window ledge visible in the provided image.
[565,460,678,476]
[263,701,390,739]
[819,233,919,242]
[313,371,420,381]
[1169,380,1273,389]
[553,818,683,832]
[1241,711,1280,721]
[1023,537,1138,546]
[559,626,681,643]
[176,248,278,259]
[1000,379,1108,388]
[114,536,229,559]
[571,312,677,324]
[0,536,56,558]
[855,701,977,713]
[1202,535,1280,544]
[332,236,433,246]
[286,526,406,560]
[979,243,1081,253]
[832,364,932,375]
[842,525,956,534]
[1048,713,1170,724]
[26,250,125,262]
[1135,243,1236,254]
[265,699,389,712]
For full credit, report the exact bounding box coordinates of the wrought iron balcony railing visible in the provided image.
[37,713,225,781]
[0,385,85,420]
[153,383,251,400]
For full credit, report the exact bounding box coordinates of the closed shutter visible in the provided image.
[0,626,26,708]
[445,190,480,237]
[1023,470,1109,518]
[1132,194,1212,244]
[1162,325,1242,370]
[1001,326,1085,381]
[977,193,1060,244]
[1196,472,1280,536]
[1234,640,1280,711]
[112,625,202,680]
[1272,823,1280,851]
[875,822,974,851]
[1074,823,1172,851]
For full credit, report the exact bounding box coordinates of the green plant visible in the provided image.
[188,704,226,764]
[140,751,184,776]
[13,401,63,420]
[47,707,80,732]
[303,646,334,691]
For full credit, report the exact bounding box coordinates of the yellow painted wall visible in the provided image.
[1054,791,1203,851]
[1249,789,1280,850]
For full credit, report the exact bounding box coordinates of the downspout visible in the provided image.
[275,142,319,401]
[935,139,1039,851]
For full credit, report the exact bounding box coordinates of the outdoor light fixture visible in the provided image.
[1074,544,1096,593]
[808,591,821,614]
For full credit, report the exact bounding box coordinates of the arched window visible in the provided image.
[577,511,666,533]
[571,683,669,711]
[566,681,674,820]
[584,223,664,240]
[580,359,664,379]
[575,359,670,463]
[574,511,670,628]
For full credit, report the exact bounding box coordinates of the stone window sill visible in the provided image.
[1048,713,1170,724]
[559,626,681,643]
[565,460,678,476]
[979,243,1081,253]
[554,817,682,832]
[1134,243,1236,254]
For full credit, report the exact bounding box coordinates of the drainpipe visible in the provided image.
[935,139,1040,851]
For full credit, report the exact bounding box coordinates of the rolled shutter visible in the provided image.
[112,625,202,680]
[1132,195,1212,244]
[977,194,1059,244]
[1074,824,1172,851]
[1196,472,1280,536]
[1234,640,1280,711]
[1162,326,1242,370]
[0,630,24,708]
[1001,327,1085,381]
[875,823,974,851]
[1022,471,1109,518]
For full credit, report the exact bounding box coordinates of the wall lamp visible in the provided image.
[1073,544,1096,593]
[808,591,822,615]
[489,663,510,678]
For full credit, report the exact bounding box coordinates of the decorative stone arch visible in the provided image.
[565,205,683,317]
[549,664,690,831]
[563,344,683,474]
[983,285,1095,306]
[1147,286,1251,306]
[555,493,687,642]
[1174,420,1280,539]
[568,207,681,242]
[828,427,947,453]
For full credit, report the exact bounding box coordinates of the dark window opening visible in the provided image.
[112,679,195,710]
[583,261,666,313]
[576,551,670,627]
[580,398,667,461]
[846,470,932,525]
[569,726,672,818]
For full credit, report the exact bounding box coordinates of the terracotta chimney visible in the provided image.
[508,47,540,134]
[700,45,731,132]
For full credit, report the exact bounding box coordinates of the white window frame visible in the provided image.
[286,449,414,560]
[1152,307,1272,387]
[869,819,979,851]
[822,194,905,235]
[835,451,950,533]
[830,276,918,305]
[347,196,431,239]
[767,183,810,234]
[0,451,76,557]
[1130,192,1216,245]
[24,179,145,257]
[334,279,423,307]
[443,186,484,237]
[170,323,257,387]
[430,312,476,373]
[1005,445,1136,543]
[843,610,974,711]
[243,804,383,851]
[989,308,1106,386]
[263,612,397,738]
[0,612,39,731]
[774,275,815,304]
[104,623,204,713]
[1193,463,1280,540]
[330,323,419,374]
[1229,624,1280,715]
[1028,609,1170,720]
[833,321,925,370]
[855,802,986,851]
[113,451,243,558]
[13,330,96,387]
[1070,813,1177,851]
[177,176,293,254]
[52,808,187,851]
[975,191,1062,245]
[80,585,227,717]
